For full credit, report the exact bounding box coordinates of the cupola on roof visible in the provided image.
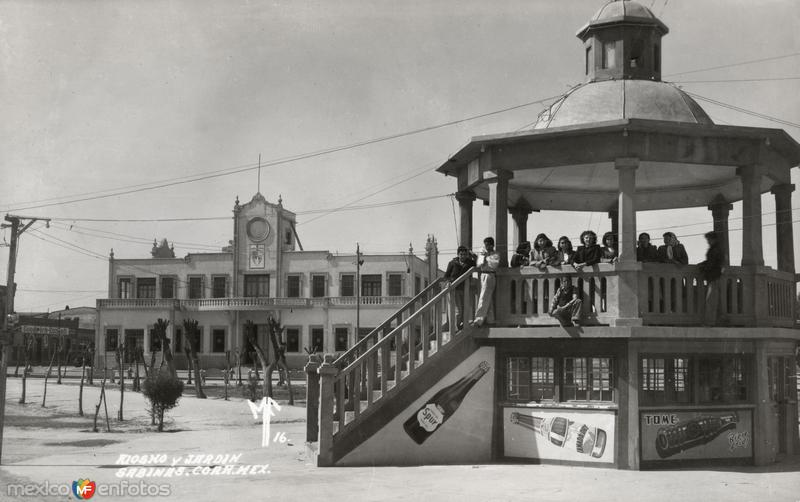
[577,0,668,38]
[535,0,710,130]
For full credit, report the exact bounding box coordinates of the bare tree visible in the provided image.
[244,320,271,398]
[115,344,125,420]
[78,345,88,416]
[153,319,176,378]
[266,316,294,405]
[183,344,193,385]
[56,333,64,385]
[18,334,32,404]
[182,319,206,399]
[41,338,57,407]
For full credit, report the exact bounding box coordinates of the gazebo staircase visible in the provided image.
[306,268,480,466]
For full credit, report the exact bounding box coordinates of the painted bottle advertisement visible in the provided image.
[509,412,607,459]
[403,361,490,444]
[655,413,738,458]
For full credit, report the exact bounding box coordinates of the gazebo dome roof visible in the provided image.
[534,80,713,130]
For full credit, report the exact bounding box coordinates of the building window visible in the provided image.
[602,41,616,69]
[244,275,269,298]
[188,327,204,353]
[311,274,327,298]
[653,44,660,72]
[174,327,182,353]
[149,328,161,351]
[361,274,382,297]
[508,356,606,402]
[340,274,355,297]
[415,275,421,295]
[160,277,175,299]
[387,273,403,297]
[334,327,349,351]
[136,278,156,299]
[287,275,301,298]
[118,278,132,299]
[188,276,204,299]
[698,356,749,403]
[507,357,531,401]
[285,328,300,353]
[285,229,293,246]
[531,357,556,400]
[212,276,227,298]
[311,327,324,354]
[105,328,119,351]
[211,328,225,353]
[585,45,592,74]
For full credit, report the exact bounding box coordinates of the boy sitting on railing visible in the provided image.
[549,276,583,327]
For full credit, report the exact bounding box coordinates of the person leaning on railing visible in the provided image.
[443,245,477,329]
[530,233,558,270]
[572,230,602,271]
[510,241,531,268]
[555,236,575,266]
[471,237,500,327]
[657,232,689,265]
[636,232,660,262]
[600,231,619,264]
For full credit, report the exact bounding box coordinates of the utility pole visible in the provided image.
[0,214,50,464]
[355,243,364,340]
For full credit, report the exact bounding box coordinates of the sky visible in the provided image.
[1,0,799,312]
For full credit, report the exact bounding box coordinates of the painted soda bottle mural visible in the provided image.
[509,412,607,459]
[403,361,490,444]
[655,413,738,458]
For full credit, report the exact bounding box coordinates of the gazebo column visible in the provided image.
[614,158,642,327]
[455,191,476,250]
[608,209,619,243]
[771,184,795,274]
[738,165,765,267]
[487,170,513,267]
[708,198,733,267]
[509,205,534,249]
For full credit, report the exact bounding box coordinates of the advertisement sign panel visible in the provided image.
[503,408,616,463]
[640,409,753,461]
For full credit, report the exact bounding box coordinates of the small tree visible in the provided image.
[142,369,184,432]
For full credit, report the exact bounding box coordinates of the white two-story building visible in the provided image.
[95,192,441,370]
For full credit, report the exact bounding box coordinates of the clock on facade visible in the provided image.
[246,217,271,242]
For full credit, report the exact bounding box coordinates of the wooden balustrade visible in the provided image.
[497,265,619,326]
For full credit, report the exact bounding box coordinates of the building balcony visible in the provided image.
[97,296,412,312]
[497,263,795,328]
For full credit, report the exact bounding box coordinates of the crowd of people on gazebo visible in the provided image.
[443,230,724,328]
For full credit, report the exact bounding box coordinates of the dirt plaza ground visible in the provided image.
[1,374,799,502]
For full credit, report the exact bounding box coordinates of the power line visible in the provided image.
[664,52,800,78]
[685,91,800,129]
[674,76,800,84]
[2,95,559,214]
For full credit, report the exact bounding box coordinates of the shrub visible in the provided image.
[142,369,184,431]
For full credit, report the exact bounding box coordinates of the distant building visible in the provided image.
[11,307,96,366]
[95,193,441,369]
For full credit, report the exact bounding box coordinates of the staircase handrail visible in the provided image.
[332,276,447,368]
[338,266,476,375]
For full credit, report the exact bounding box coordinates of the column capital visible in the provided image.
[770,183,795,196]
[484,169,514,182]
[614,157,640,170]
[707,195,733,213]
[454,190,477,203]
[735,163,763,179]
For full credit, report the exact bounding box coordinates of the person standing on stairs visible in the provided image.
[471,237,500,327]
[444,245,477,330]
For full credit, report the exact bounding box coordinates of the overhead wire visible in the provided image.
[2,95,560,214]
[664,52,800,78]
